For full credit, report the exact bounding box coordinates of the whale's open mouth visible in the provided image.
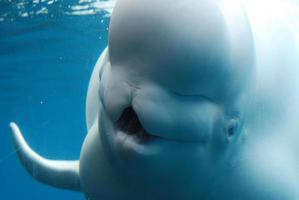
[116,107,155,143]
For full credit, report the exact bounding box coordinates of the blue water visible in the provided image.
[0,1,109,199]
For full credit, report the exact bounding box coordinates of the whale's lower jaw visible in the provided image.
[9,122,81,191]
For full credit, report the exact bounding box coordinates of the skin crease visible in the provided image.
[10,0,299,199]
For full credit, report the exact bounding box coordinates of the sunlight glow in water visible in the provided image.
[0,0,115,22]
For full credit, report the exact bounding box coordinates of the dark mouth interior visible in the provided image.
[116,107,154,143]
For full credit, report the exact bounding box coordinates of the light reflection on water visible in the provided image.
[0,0,115,22]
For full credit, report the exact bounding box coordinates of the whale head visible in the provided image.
[96,0,255,198]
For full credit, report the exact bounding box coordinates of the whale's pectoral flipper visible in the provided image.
[9,122,81,191]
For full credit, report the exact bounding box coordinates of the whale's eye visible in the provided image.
[116,107,153,143]
[226,118,239,140]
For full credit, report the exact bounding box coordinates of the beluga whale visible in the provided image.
[10,0,299,199]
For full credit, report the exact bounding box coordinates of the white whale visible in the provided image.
[10,0,299,199]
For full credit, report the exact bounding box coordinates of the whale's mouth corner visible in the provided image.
[116,107,155,143]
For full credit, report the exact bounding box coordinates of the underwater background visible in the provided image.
[0,0,110,199]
